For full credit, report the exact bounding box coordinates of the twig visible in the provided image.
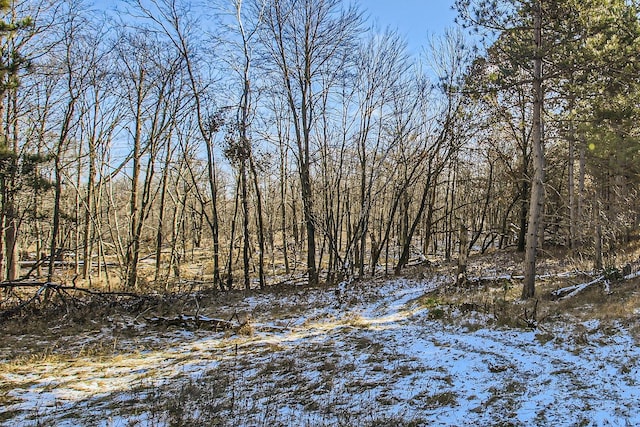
[0,283,49,321]
[0,281,144,321]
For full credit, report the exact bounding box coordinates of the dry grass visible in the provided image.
[3,236,640,425]
[410,235,640,332]
[5,238,639,362]
[424,274,640,331]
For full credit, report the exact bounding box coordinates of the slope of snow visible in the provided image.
[2,277,639,426]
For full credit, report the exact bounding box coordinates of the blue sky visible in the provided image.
[362,0,458,54]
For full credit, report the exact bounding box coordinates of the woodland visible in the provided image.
[2,0,640,425]
[0,0,639,308]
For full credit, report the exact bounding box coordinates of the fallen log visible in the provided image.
[0,281,139,297]
[551,275,606,300]
[145,314,234,331]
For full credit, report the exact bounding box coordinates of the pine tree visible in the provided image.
[0,2,34,281]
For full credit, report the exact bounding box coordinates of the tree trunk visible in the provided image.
[48,92,77,284]
[5,200,17,281]
[279,144,290,274]
[4,93,18,282]
[301,164,318,284]
[207,143,223,289]
[82,138,96,280]
[125,68,144,290]
[567,97,577,252]
[522,1,545,299]
[469,160,493,251]
[154,137,173,285]
[227,174,241,291]
[457,222,469,286]
[241,159,250,290]
[249,155,266,289]
[594,199,603,271]
[517,180,529,252]
[396,176,433,273]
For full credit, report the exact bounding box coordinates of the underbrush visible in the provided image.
[3,245,639,363]
[2,243,640,426]
[415,269,640,335]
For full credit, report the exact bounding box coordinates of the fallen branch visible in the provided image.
[520,299,538,329]
[472,270,585,283]
[551,276,606,300]
[0,281,143,321]
[18,248,67,280]
[0,281,139,297]
[269,274,309,288]
[624,270,640,280]
[0,283,50,321]
[0,280,51,289]
[145,314,234,331]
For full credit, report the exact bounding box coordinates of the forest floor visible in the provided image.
[1,247,640,426]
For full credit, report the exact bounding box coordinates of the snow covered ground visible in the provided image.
[2,277,639,426]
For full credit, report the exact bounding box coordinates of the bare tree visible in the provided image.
[114,27,186,289]
[350,29,410,277]
[260,0,363,285]
[220,0,266,289]
[127,0,227,289]
[46,4,95,284]
[395,29,470,273]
